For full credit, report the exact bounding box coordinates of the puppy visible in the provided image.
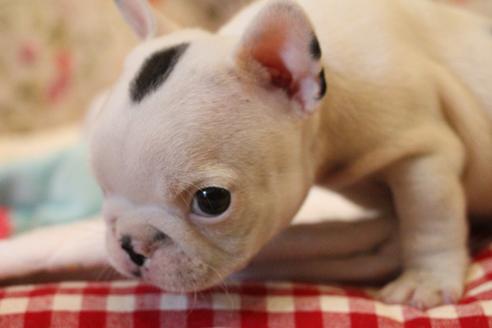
[89,0,492,308]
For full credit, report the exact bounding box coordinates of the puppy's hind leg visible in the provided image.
[240,216,401,283]
[239,220,401,283]
[253,216,397,262]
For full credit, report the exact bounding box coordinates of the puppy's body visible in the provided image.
[223,0,492,214]
[223,0,492,307]
[90,0,492,309]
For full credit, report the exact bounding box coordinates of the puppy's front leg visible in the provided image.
[380,154,468,309]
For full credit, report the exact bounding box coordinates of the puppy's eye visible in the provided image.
[191,187,231,217]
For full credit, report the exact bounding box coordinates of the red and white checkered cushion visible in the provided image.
[1,246,492,327]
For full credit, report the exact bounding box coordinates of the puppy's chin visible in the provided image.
[105,230,237,293]
[141,247,223,293]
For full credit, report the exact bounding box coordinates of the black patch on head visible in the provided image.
[318,69,327,99]
[310,35,322,60]
[130,43,189,103]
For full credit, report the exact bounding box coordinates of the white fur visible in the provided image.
[87,0,492,309]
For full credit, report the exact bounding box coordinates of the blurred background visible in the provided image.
[0,0,491,136]
[0,0,252,135]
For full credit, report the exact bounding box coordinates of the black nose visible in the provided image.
[120,236,146,266]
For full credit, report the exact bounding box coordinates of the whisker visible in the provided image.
[95,266,111,281]
[203,261,235,308]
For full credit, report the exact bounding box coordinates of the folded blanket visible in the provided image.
[0,142,101,236]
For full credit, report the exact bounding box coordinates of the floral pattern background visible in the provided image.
[0,0,489,135]
[0,0,134,134]
[0,0,250,135]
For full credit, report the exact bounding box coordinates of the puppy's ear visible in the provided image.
[115,0,178,39]
[235,0,326,114]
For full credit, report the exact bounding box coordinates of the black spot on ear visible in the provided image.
[318,68,327,99]
[130,43,189,103]
[310,35,322,60]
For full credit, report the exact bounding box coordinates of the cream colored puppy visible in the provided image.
[89,0,492,308]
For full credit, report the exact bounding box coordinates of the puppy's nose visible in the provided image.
[154,231,169,242]
[120,235,146,266]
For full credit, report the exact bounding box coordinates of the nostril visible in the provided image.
[120,235,146,267]
[153,231,169,242]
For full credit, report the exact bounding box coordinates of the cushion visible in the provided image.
[1,245,492,327]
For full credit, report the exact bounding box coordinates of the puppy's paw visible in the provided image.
[379,270,463,309]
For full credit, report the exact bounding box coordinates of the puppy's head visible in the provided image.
[90,0,327,292]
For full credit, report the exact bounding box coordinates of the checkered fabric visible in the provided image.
[2,247,492,327]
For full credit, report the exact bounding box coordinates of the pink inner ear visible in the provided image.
[251,31,297,96]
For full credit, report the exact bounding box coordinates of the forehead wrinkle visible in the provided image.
[130,118,240,196]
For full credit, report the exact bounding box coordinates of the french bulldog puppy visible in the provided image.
[89,0,492,308]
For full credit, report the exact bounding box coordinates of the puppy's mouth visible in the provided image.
[107,228,232,292]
